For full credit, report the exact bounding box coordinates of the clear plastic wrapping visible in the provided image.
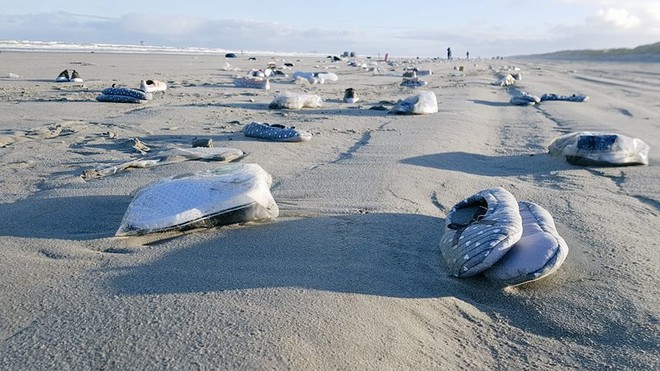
[549,132,650,166]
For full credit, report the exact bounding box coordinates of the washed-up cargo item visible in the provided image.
[116,163,279,236]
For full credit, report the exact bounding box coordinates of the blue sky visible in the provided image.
[2,0,659,57]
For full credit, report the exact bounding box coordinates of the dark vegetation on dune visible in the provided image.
[517,41,660,61]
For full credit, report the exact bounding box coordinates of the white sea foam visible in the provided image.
[0,39,326,57]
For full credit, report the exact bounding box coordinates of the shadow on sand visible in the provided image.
[401,151,571,177]
[0,195,128,240]
[105,212,625,347]
[107,213,467,299]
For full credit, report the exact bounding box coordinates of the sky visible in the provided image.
[2,0,659,58]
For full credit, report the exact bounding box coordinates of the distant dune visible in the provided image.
[517,41,660,62]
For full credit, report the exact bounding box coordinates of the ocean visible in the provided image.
[0,39,325,57]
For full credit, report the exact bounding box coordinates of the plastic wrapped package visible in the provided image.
[390,90,438,115]
[116,163,278,236]
[483,201,569,286]
[268,92,323,109]
[548,132,650,166]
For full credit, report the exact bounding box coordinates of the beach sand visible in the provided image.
[0,51,658,369]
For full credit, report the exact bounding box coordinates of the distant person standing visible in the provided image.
[447,47,452,60]
[466,51,470,59]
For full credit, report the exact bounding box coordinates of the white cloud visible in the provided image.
[646,4,660,21]
[595,8,641,29]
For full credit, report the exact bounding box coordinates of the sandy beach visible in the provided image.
[1,51,658,369]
